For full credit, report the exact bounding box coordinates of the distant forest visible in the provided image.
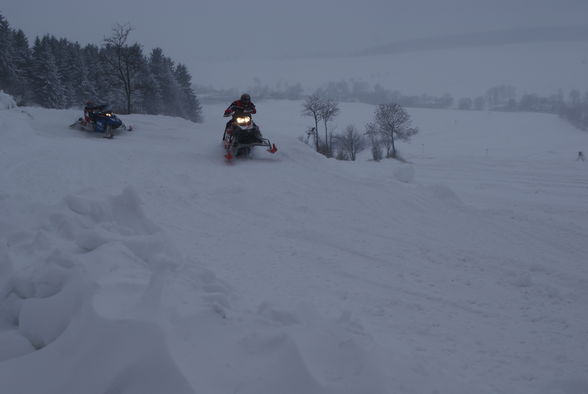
[0,13,202,122]
[199,80,588,131]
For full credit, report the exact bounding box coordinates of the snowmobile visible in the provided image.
[222,111,277,160]
[69,104,131,139]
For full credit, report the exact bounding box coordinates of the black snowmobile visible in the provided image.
[222,111,277,160]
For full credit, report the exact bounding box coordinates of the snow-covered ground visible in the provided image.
[1,99,587,394]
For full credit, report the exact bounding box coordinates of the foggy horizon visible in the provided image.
[3,0,587,97]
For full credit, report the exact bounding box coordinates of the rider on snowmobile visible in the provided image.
[221,93,277,158]
[84,101,107,124]
[224,93,257,134]
[223,93,263,145]
[224,93,256,117]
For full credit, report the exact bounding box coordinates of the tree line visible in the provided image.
[316,80,588,131]
[0,14,202,122]
[201,77,588,132]
[457,85,588,131]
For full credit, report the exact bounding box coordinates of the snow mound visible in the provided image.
[0,91,16,110]
[0,188,196,393]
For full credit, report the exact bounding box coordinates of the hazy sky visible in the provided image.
[2,0,587,79]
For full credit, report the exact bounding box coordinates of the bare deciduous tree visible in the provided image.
[335,125,366,161]
[102,23,143,114]
[302,93,340,156]
[302,94,322,152]
[318,97,339,156]
[367,103,418,158]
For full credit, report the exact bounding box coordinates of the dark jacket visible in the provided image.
[84,103,107,122]
[224,100,256,116]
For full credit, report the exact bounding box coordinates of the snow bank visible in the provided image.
[0,91,16,110]
[0,188,194,394]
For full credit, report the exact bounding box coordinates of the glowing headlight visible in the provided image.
[236,116,250,124]
[105,113,112,117]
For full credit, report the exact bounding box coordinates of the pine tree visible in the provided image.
[149,48,182,117]
[81,44,101,103]
[134,62,163,114]
[0,13,17,92]
[10,29,33,103]
[31,37,66,108]
[174,63,202,122]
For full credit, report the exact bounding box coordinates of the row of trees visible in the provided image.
[302,93,418,161]
[317,81,588,130]
[195,80,305,104]
[0,14,202,122]
[199,77,587,131]
[197,78,455,109]
[309,81,588,132]
[457,85,588,130]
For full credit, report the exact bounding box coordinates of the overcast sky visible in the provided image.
[2,0,587,81]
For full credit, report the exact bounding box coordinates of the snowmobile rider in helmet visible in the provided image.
[224,93,256,131]
[83,101,107,124]
[224,93,256,116]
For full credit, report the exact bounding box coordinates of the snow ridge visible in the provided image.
[0,188,199,393]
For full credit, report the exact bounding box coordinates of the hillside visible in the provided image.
[357,26,588,56]
[0,100,587,394]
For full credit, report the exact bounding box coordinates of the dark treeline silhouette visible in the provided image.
[314,81,588,130]
[0,13,201,122]
[196,79,453,109]
[313,80,455,109]
[195,80,304,103]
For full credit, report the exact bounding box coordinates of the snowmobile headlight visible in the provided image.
[105,112,112,117]
[236,116,250,124]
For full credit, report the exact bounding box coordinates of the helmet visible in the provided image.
[240,93,251,103]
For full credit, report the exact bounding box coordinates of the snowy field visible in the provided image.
[1,97,587,394]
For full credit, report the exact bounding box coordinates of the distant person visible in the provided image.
[577,151,585,161]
